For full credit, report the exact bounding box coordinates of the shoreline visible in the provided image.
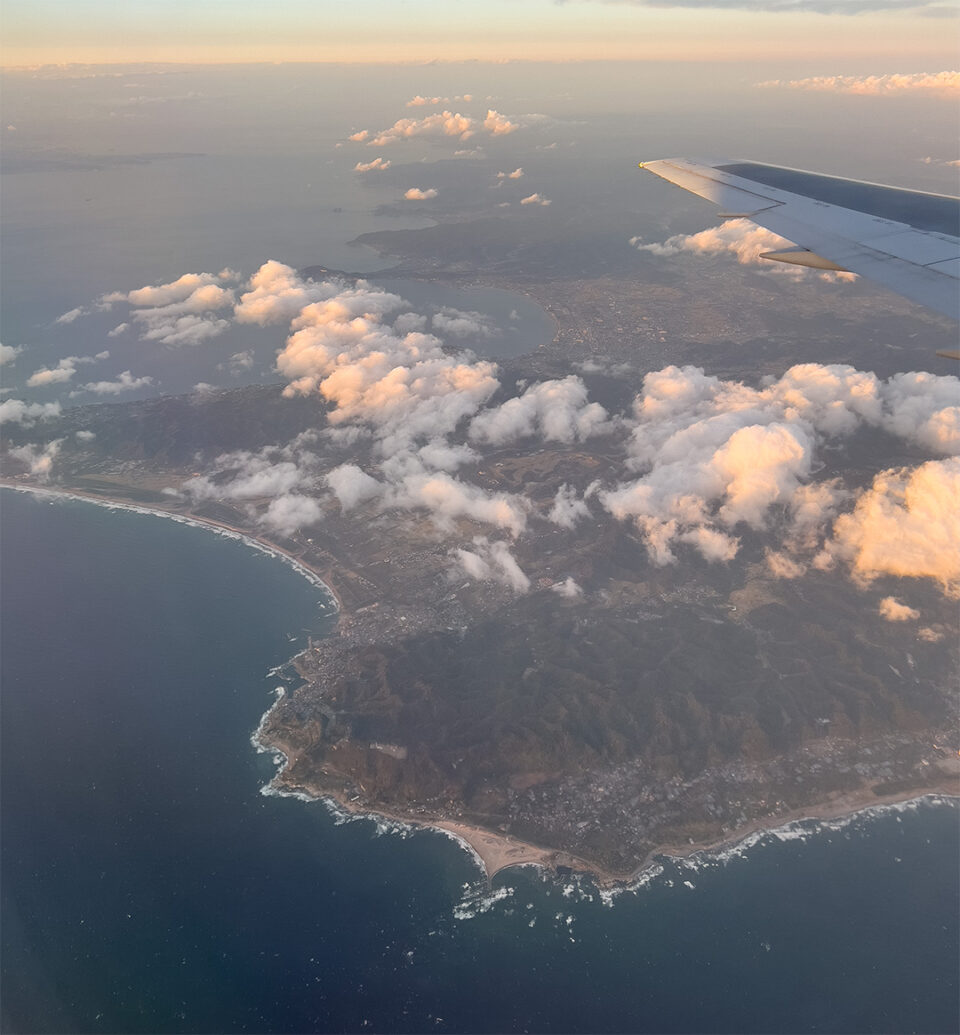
[253,712,959,890]
[0,480,342,614]
[6,478,958,894]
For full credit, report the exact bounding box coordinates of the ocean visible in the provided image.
[1,487,957,1034]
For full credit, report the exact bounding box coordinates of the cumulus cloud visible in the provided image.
[879,371,960,454]
[325,464,383,510]
[222,350,254,375]
[275,278,499,456]
[470,376,610,447]
[878,596,921,621]
[26,359,78,387]
[361,109,523,147]
[548,484,591,529]
[108,322,130,337]
[0,399,62,424]
[497,168,524,180]
[7,439,62,481]
[81,370,154,395]
[55,306,86,325]
[758,71,960,96]
[369,110,477,145]
[75,430,96,441]
[404,187,438,200]
[0,344,23,366]
[234,261,340,326]
[390,467,528,537]
[96,271,237,346]
[101,271,227,309]
[551,576,583,598]
[483,110,519,136]
[765,550,807,578]
[179,445,327,540]
[631,219,857,282]
[260,494,324,536]
[354,157,391,172]
[829,459,960,595]
[431,307,497,340]
[520,193,551,206]
[597,363,960,569]
[453,536,530,593]
[406,94,473,107]
[26,353,105,387]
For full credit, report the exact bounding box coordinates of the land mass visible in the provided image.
[3,239,958,882]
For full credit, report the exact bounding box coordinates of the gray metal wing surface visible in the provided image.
[641,158,960,322]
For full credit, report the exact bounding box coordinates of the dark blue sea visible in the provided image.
[2,488,957,1035]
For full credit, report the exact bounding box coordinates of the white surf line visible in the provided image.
[1,482,339,611]
[599,792,959,905]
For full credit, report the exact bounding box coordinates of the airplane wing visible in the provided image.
[640,158,960,323]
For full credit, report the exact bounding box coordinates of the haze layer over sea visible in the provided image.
[2,489,957,1034]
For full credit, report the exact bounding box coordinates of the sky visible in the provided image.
[2,0,958,66]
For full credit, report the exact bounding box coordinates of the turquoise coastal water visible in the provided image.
[1,488,957,1034]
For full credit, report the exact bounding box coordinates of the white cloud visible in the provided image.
[260,494,324,536]
[757,72,960,96]
[596,363,960,569]
[55,306,86,325]
[26,353,104,387]
[325,464,383,510]
[406,94,473,107]
[182,446,318,507]
[75,430,96,441]
[520,193,551,206]
[878,596,921,621]
[453,536,530,593]
[27,360,78,387]
[276,279,499,455]
[497,168,524,180]
[7,439,62,481]
[829,459,960,595]
[431,307,497,340]
[879,371,960,454]
[0,399,61,424]
[96,272,236,346]
[223,350,255,375]
[390,468,528,537]
[404,187,438,200]
[362,108,524,147]
[370,110,477,145]
[469,376,610,447]
[483,110,519,136]
[551,576,583,598]
[234,261,339,326]
[0,344,23,366]
[354,157,391,172]
[101,272,222,309]
[108,323,130,337]
[548,484,591,529]
[81,370,154,395]
[631,219,857,282]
